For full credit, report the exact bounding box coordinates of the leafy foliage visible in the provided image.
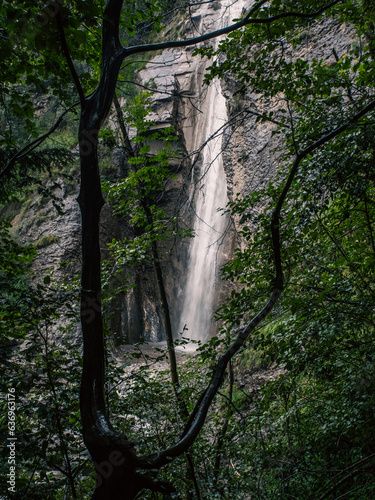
[3,0,375,498]
[0,224,95,497]
[205,1,375,497]
[103,93,191,291]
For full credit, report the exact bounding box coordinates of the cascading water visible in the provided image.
[178,0,244,343]
[178,79,229,341]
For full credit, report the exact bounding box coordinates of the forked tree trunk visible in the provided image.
[77,123,156,499]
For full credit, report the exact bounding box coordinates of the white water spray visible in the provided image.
[179,77,229,341]
[178,0,245,342]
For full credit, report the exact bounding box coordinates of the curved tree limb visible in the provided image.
[123,0,342,56]
[138,97,375,469]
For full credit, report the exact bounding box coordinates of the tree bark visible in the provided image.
[74,2,147,496]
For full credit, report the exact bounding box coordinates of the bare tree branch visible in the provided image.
[56,10,86,105]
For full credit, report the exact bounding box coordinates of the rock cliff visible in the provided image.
[7,0,354,346]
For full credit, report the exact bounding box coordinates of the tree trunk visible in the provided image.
[77,82,146,497]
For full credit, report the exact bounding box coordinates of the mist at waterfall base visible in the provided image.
[177,78,229,347]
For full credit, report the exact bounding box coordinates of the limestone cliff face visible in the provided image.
[12,182,81,279]
[12,3,354,345]
[222,18,354,208]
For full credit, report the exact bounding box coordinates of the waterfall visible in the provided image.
[176,0,245,343]
[178,77,229,341]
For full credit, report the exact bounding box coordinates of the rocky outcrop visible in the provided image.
[11,181,81,279]
[222,18,354,209]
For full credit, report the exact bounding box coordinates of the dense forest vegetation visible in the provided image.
[1,0,375,498]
